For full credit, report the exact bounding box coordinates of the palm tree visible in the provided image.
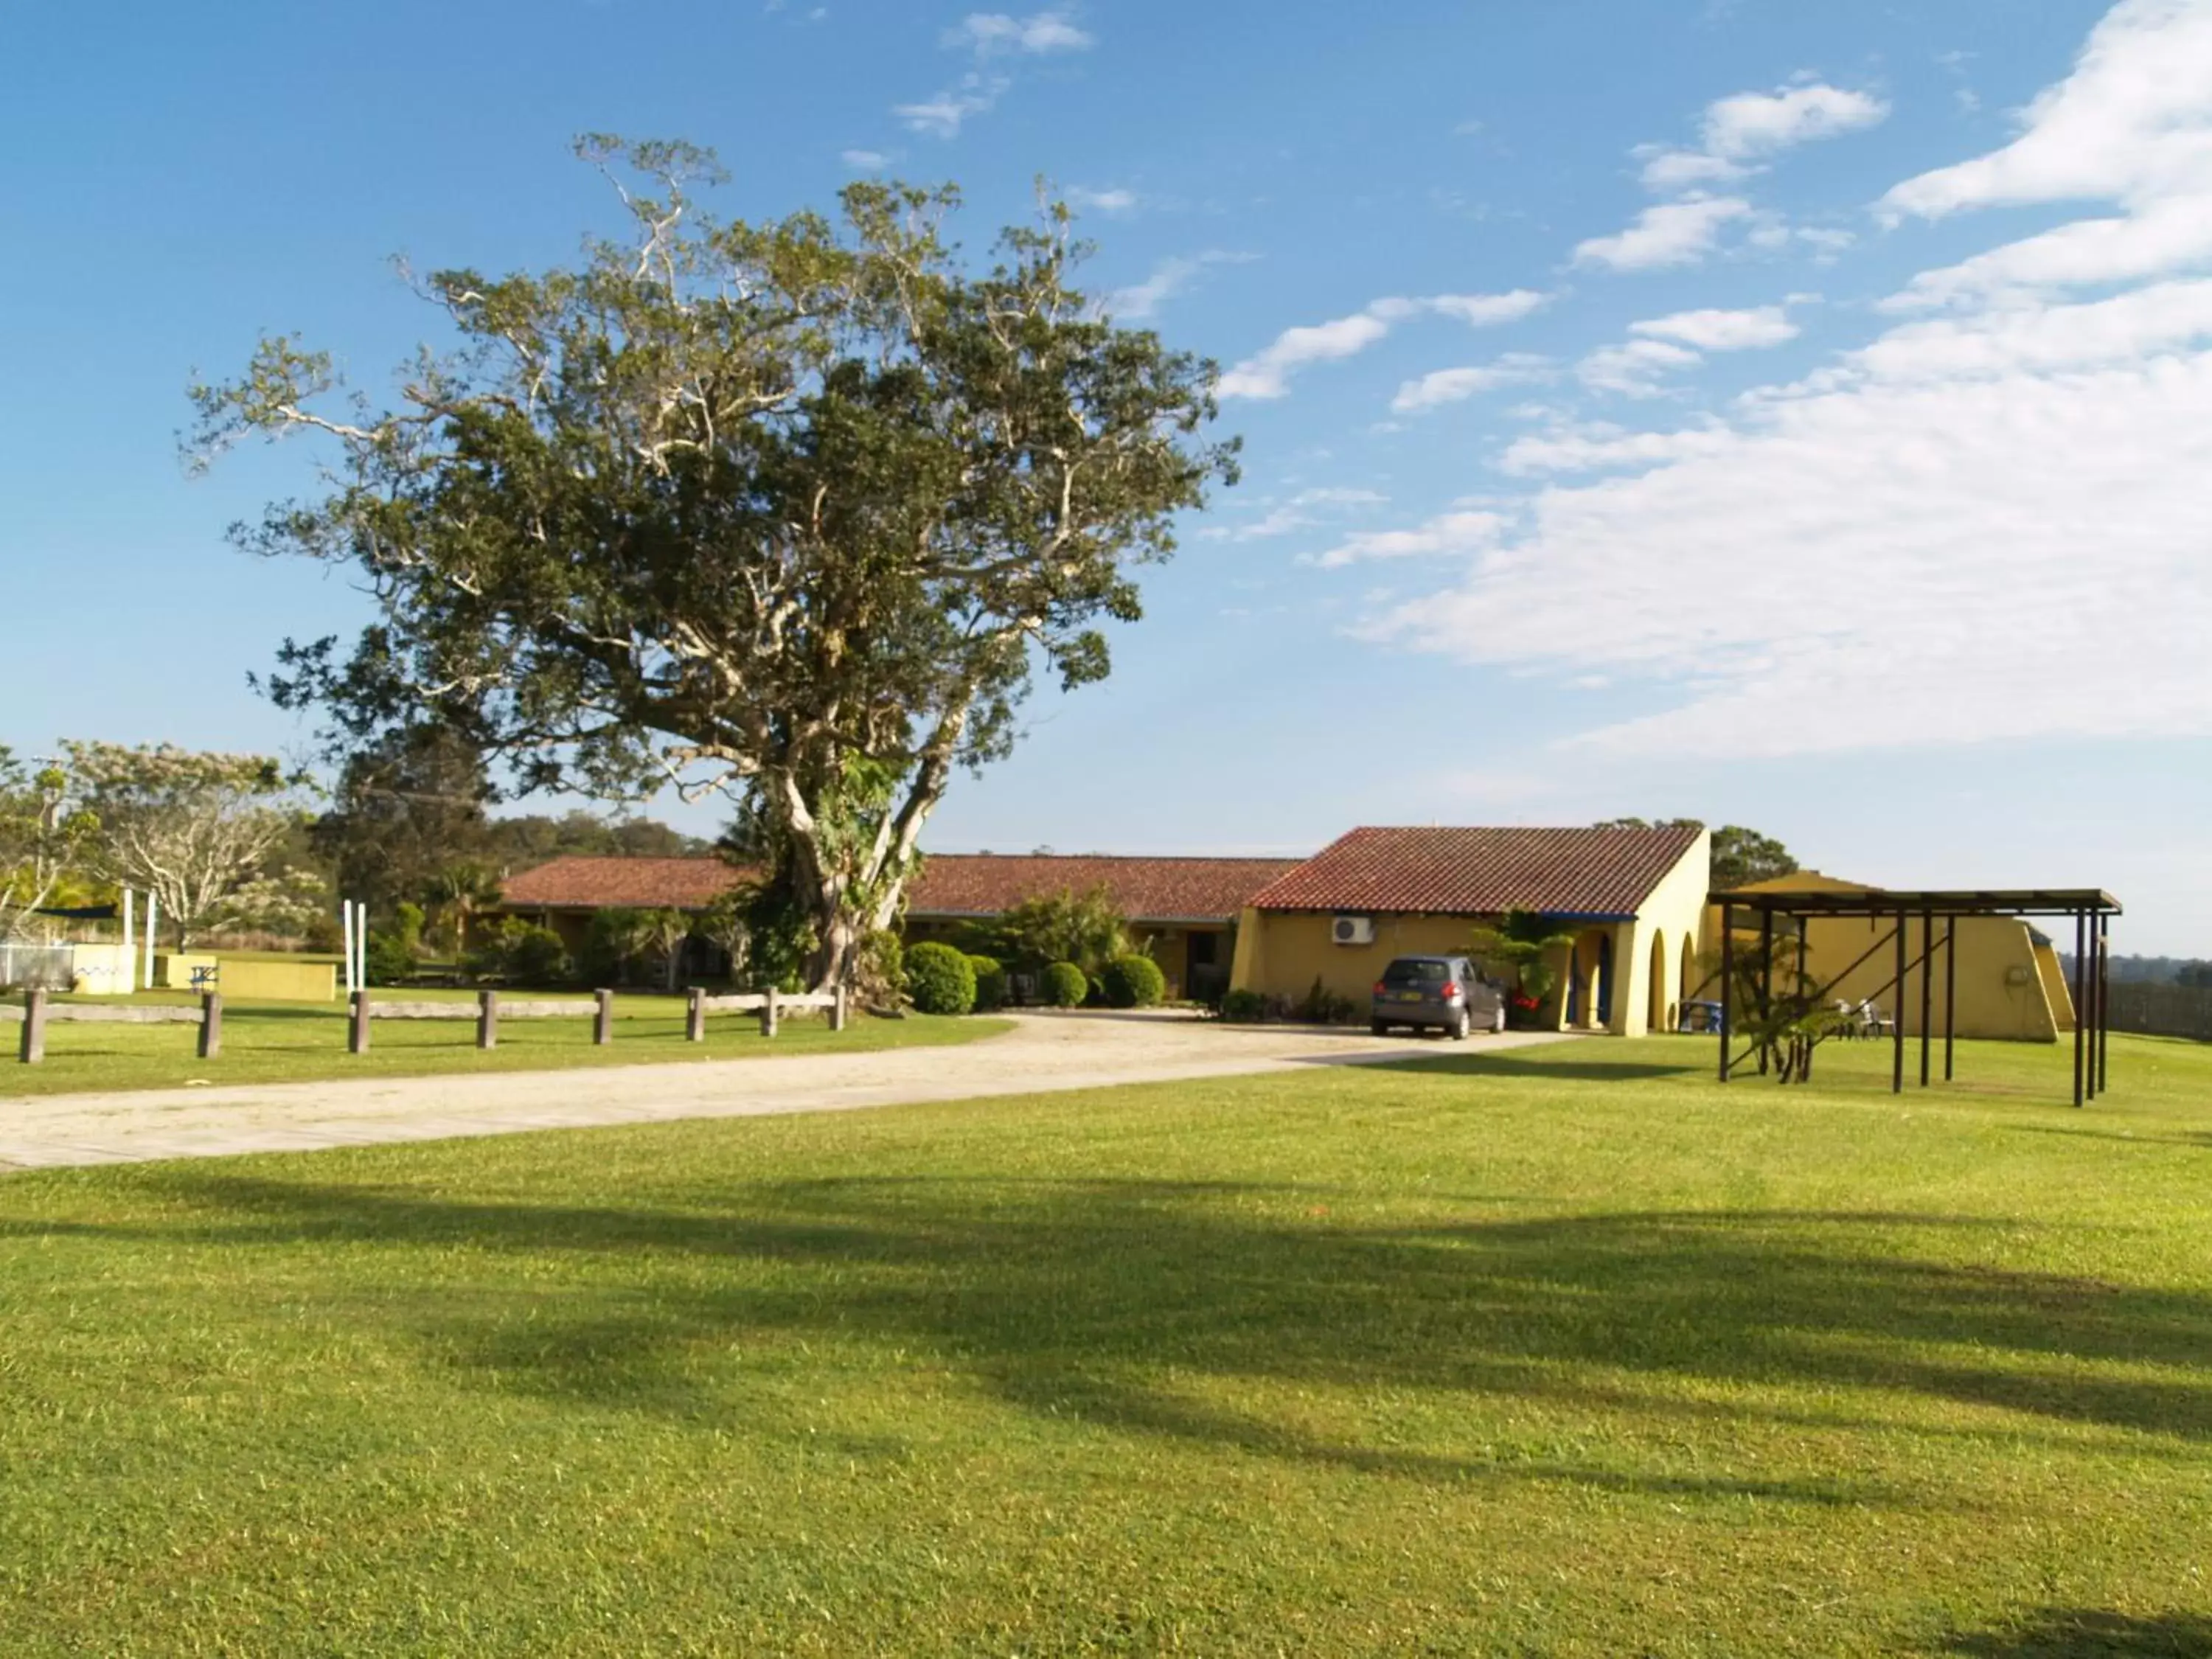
[1469,909,1582,1023]
[422,862,503,961]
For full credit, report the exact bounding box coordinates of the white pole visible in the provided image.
[143,893,159,989]
[341,901,355,998]
[121,891,135,994]
[352,901,367,991]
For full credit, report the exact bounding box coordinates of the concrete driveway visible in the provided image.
[0,1011,1571,1172]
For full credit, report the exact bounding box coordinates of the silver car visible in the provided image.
[1371,954,1506,1039]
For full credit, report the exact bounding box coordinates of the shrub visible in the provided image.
[466,918,574,987]
[855,930,905,1007]
[966,953,1009,1012]
[1220,988,1267,1023]
[905,942,977,1015]
[1293,975,1360,1026]
[1041,960,1089,1008]
[363,902,425,986]
[1099,953,1166,1009]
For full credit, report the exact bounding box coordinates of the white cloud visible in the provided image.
[1631,304,1801,350]
[1575,338,1703,395]
[1219,291,1547,400]
[1311,509,1508,569]
[1391,355,1551,413]
[1427,289,1551,326]
[946,10,1094,55]
[1105,250,1250,321]
[1879,0,2212,307]
[841,148,890,170]
[894,74,1008,137]
[1353,4,2212,761]
[1200,487,1388,543]
[1573,197,1751,270]
[1068,185,1138,213]
[1700,82,1890,159]
[1635,149,1749,192]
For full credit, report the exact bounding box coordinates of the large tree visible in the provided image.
[66,742,313,947]
[189,137,1236,987]
[0,747,99,942]
[310,723,494,914]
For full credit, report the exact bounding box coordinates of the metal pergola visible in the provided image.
[1711,888,2123,1106]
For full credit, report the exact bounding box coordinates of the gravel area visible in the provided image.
[0,1011,1570,1171]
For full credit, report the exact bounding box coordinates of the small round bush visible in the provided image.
[1099,953,1166,1009]
[905,942,977,1015]
[1041,960,1089,1008]
[966,953,1009,1012]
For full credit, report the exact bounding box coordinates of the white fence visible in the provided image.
[0,943,134,994]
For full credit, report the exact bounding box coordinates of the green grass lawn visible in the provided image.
[3,991,1005,1098]
[2,1034,2208,1655]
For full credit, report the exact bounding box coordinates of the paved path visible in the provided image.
[0,1012,1570,1172]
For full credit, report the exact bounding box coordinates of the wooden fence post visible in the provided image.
[686,987,706,1043]
[477,990,498,1051]
[198,992,223,1060]
[19,988,46,1065]
[594,989,614,1046]
[349,990,370,1054]
[759,985,779,1038]
[832,984,849,1033]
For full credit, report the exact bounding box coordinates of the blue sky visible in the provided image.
[7,0,2210,950]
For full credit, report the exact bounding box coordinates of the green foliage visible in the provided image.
[966,953,1009,1012]
[1099,953,1166,1009]
[0,746,101,942]
[363,902,425,987]
[905,942,977,1015]
[1218,987,1268,1023]
[1040,961,1090,1009]
[420,862,503,959]
[311,725,493,917]
[855,929,906,1008]
[1470,908,1581,1008]
[466,918,574,987]
[192,137,1237,990]
[1292,975,1359,1026]
[64,740,307,947]
[990,886,1131,977]
[580,906,693,989]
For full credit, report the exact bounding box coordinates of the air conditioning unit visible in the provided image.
[1331,914,1376,946]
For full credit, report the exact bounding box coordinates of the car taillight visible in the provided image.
[1442,982,1461,999]
[1373,981,1388,996]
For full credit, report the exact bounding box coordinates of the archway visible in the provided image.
[1649,930,1669,1034]
[1680,933,1699,1009]
[1595,933,1614,1026]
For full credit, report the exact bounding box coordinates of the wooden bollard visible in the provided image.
[759,985,779,1038]
[686,987,706,1043]
[198,992,223,1060]
[19,988,47,1065]
[594,989,614,1046]
[477,989,498,1051]
[348,990,370,1054]
[832,984,849,1032]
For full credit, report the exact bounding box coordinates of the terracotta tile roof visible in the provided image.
[906,854,1304,922]
[497,855,745,911]
[493,852,1301,922]
[1247,824,1705,918]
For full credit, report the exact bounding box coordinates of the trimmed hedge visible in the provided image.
[905,942,978,1015]
[1099,953,1166,1009]
[967,953,1009,1012]
[1041,961,1090,1009]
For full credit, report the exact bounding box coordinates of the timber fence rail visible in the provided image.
[10,984,852,1065]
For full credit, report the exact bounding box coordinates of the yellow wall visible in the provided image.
[152,953,220,990]
[2034,939,2076,1033]
[1701,880,2067,1042]
[1228,827,1714,1037]
[153,955,337,1001]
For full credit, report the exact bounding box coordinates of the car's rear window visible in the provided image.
[1381,959,1450,986]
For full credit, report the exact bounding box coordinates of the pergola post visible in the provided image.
[2071,911,2087,1109]
[2097,914,2110,1094]
[1943,917,1957,1083]
[1919,908,1934,1088]
[1757,908,1774,1075]
[1892,908,1907,1096]
[1718,903,1733,1083]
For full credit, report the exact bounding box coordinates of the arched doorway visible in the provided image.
[1566,928,1618,1029]
[1595,933,1614,1026]
[1680,933,1699,1008]
[1648,930,1669,1033]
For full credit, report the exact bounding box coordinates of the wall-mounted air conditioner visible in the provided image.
[1331,915,1376,946]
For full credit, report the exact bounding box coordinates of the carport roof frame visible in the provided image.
[1712,887,2121,919]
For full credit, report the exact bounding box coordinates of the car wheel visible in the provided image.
[1450,1009,1471,1041]
[1490,1006,1506,1034]
[1370,1019,1390,1037]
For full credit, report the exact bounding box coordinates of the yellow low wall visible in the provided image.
[153,955,338,1001]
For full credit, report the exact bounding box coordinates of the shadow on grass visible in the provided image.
[1945,1607,2212,1656]
[1345,1052,1708,1082]
[77,1166,2212,1488]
